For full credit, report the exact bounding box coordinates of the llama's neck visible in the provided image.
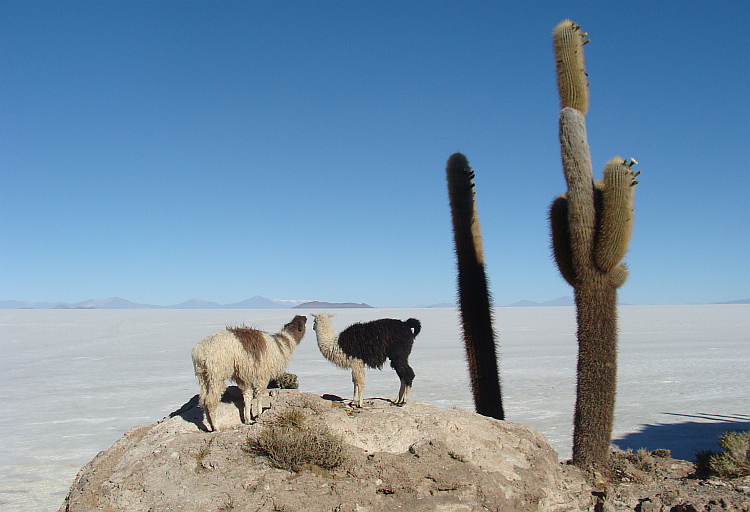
[315,320,351,369]
[274,332,297,360]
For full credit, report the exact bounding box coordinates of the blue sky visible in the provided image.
[1,1,748,307]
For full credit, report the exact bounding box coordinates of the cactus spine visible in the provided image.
[550,20,639,470]
[446,153,504,420]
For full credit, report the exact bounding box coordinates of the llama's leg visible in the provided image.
[249,383,265,420]
[396,380,411,405]
[201,376,223,432]
[351,360,365,407]
[391,358,415,405]
[238,385,250,424]
[230,375,249,424]
[242,385,255,422]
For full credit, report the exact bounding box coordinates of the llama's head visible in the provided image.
[284,315,307,344]
[311,313,336,333]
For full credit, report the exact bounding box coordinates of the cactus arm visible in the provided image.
[549,194,576,287]
[595,157,637,272]
[611,264,629,288]
[553,20,589,114]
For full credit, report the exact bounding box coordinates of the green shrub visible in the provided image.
[710,431,750,479]
[248,410,346,472]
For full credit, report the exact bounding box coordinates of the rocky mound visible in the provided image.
[59,389,592,511]
[60,389,750,512]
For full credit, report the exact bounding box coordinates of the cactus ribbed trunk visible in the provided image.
[573,281,618,467]
[446,153,504,420]
[551,20,638,470]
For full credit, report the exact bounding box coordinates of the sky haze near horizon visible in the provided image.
[2,1,748,307]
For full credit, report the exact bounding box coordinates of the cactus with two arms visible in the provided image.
[549,20,640,470]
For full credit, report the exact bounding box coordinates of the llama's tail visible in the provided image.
[406,318,421,337]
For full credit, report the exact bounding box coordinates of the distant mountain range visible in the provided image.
[0,295,297,310]
[2,295,747,310]
[424,297,576,308]
[714,298,750,305]
[293,301,373,309]
[1,296,569,310]
[506,296,575,307]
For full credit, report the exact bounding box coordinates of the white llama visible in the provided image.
[191,315,306,431]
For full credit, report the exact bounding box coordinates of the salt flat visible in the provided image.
[1,305,748,512]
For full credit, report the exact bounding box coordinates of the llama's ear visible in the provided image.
[329,313,336,318]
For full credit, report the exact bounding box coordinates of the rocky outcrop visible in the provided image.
[60,389,593,511]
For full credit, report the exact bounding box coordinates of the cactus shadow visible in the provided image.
[612,413,750,461]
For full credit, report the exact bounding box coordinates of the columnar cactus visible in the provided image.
[549,20,639,470]
[446,153,504,420]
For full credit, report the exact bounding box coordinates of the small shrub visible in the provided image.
[268,372,299,389]
[606,448,655,484]
[630,448,656,472]
[195,446,210,473]
[694,449,716,477]
[196,445,210,463]
[710,431,750,479]
[651,448,671,458]
[248,411,346,472]
[448,451,467,463]
[194,437,215,473]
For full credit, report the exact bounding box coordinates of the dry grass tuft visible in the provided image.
[247,410,346,472]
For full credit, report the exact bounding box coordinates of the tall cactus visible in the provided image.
[446,153,504,420]
[549,20,639,470]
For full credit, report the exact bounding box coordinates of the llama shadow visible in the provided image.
[612,413,750,461]
[368,397,406,407]
[169,386,247,431]
[320,394,402,407]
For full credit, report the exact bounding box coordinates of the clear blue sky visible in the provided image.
[2,1,748,307]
